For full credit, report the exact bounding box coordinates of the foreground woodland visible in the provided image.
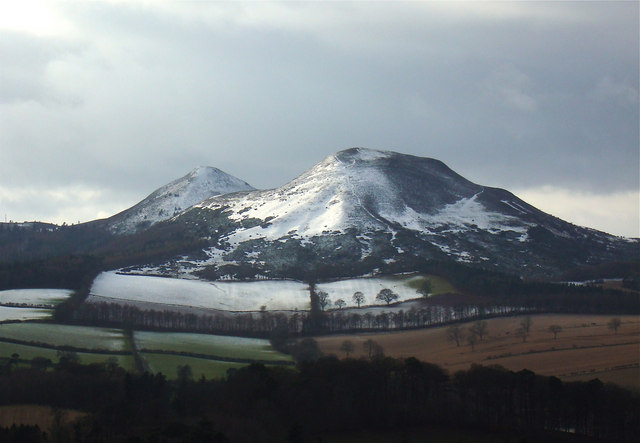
[0,353,639,442]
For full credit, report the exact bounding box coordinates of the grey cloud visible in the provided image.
[0,31,62,103]
[0,1,637,232]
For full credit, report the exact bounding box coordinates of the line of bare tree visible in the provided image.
[72,299,540,336]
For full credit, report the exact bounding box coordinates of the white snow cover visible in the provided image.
[194,149,530,254]
[0,289,73,307]
[88,271,428,313]
[316,276,423,307]
[384,192,529,234]
[108,166,254,234]
[0,306,52,321]
[197,148,398,245]
[89,271,311,311]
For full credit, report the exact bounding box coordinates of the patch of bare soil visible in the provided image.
[0,405,85,429]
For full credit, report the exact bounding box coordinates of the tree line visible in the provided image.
[0,355,638,442]
[71,299,561,337]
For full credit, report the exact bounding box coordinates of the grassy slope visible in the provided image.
[0,342,136,371]
[0,323,129,352]
[0,323,290,380]
[134,331,293,362]
[401,273,457,295]
[140,353,248,380]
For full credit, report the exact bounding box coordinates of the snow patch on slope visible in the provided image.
[198,150,396,243]
[382,192,530,234]
[108,166,254,234]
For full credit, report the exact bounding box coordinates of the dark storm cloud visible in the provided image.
[0,1,637,235]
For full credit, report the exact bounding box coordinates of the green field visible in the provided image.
[140,352,249,380]
[0,341,135,371]
[401,273,457,295]
[134,331,293,362]
[0,323,129,352]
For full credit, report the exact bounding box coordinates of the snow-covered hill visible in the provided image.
[103,166,254,234]
[117,148,637,279]
[198,148,532,245]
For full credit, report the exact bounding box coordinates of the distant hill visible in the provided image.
[120,148,637,280]
[0,148,637,280]
[99,166,255,234]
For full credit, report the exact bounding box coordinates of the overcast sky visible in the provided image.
[0,1,638,237]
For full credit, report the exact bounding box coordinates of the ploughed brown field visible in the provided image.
[315,314,640,390]
[0,405,85,429]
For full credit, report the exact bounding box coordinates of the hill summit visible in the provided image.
[121,148,636,279]
[103,166,254,234]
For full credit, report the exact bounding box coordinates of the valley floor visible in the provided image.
[315,313,640,390]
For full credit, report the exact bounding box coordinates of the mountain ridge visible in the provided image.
[115,147,636,280]
[0,148,635,278]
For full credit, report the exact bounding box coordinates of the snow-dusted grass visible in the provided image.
[0,289,72,307]
[89,271,458,313]
[0,306,52,322]
[134,331,292,362]
[90,271,311,311]
[0,323,128,351]
[317,275,428,308]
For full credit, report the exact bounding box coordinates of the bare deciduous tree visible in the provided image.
[417,279,433,299]
[607,317,622,335]
[467,333,478,351]
[317,291,331,311]
[548,324,562,340]
[516,316,532,342]
[469,320,488,341]
[446,324,465,347]
[340,340,355,357]
[376,288,399,306]
[363,339,384,359]
[352,291,365,308]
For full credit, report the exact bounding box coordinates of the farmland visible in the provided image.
[0,341,136,371]
[0,306,52,322]
[0,323,129,352]
[140,353,249,380]
[0,289,72,307]
[89,271,311,311]
[135,331,293,379]
[316,273,451,307]
[0,289,73,322]
[134,331,293,362]
[315,313,640,389]
[0,322,291,380]
[0,405,85,429]
[88,271,451,312]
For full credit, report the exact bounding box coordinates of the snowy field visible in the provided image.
[0,289,72,307]
[317,275,424,308]
[0,306,52,322]
[89,271,311,311]
[88,271,434,313]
